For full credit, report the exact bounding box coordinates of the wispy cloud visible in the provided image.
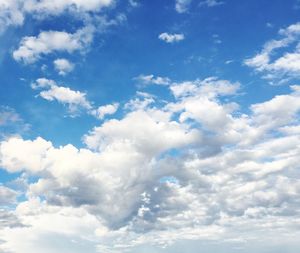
[245,22,300,84]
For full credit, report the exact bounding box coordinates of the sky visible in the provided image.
[0,0,300,252]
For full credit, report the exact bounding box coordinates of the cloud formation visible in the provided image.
[1,76,300,252]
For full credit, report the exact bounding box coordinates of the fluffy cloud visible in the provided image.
[91,103,119,119]
[245,22,300,83]
[53,58,74,76]
[158,32,185,43]
[1,77,300,252]
[31,78,92,115]
[0,0,24,32]
[13,26,94,64]
[30,78,123,119]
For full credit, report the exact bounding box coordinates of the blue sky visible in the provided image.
[1,0,300,252]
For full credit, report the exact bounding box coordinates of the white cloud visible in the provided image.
[31,77,56,90]
[0,106,21,126]
[31,78,92,116]
[53,58,74,76]
[0,137,52,173]
[0,0,24,32]
[129,0,139,7]
[175,0,223,13]
[134,74,171,86]
[31,78,121,119]
[91,103,119,120]
[13,26,94,64]
[245,22,300,83]
[175,0,192,13]
[158,32,185,43]
[0,185,18,205]
[0,106,30,137]
[199,0,224,7]
[23,0,114,15]
[39,86,92,112]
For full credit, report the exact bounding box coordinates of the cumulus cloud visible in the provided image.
[1,77,300,252]
[245,22,300,84]
[158,32,185,43]
[53,58,74,76]
[13,26,94,64]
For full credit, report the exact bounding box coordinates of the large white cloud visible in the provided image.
[1,77,300,252]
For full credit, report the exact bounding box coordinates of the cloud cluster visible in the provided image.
[1,76,300,252]
[245,22,300,84]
